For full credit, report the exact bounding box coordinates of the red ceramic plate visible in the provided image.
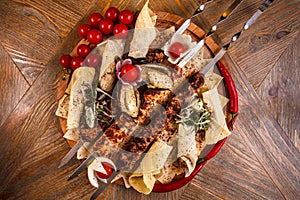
[57,11,238,193]
[152,60,237,192]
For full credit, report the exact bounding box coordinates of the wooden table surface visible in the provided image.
[0,0,299,199]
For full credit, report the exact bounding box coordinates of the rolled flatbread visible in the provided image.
[177,124,198,177]
[128,0,157,58]
[56,94,70,119]
[99,39,126,92]
[202,87,231,144]
[129,140,172,194]
[64,67,95,141]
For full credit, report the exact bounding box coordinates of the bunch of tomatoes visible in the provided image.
[60,7,134,71]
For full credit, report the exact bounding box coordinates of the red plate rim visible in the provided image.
[152,60,234,192]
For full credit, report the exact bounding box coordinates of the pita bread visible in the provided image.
[151,26,175,48]
[99,39,126,92]
[202,87,231,144]
[157,160,186,184]
[64,67,95,141]
[128,0,157,58]
[128,140,172,194]
[177,124,198,177]
[56,94,70,119]
[204,67,223,90]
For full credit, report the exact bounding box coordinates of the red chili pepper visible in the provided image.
[152,61,238,193]
[217,61,238,129]
[205,137,227,160]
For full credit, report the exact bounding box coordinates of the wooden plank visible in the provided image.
[0,0,93,84]
[257,34,300,152]
[0,43,30,127]
[182,183,223,200]
[0,1,183,198]
[0,0,102,191]
[0,75,59,192]
[211,0,263,45]
[0,120,187,199]
[221,54,300,199]
[228,0,300,89]
[185,129,283,199]
[0,121,95,199]
[202,0,242,27]
[0,0,299,199]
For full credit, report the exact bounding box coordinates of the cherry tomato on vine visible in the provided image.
[85,54,100,67]
[105,7,119,22]
[70,56,84,70]
[118,10,134,25]
[60,55,72,68]
[77,44,90,57]
[88,12,103,27]
[120,64,138,82]
[78,24,92,39]
[95,162,113,179]
[113,24,128,39]
[168,42,185,58]
[87,29,103,44]
[99,18,114,35]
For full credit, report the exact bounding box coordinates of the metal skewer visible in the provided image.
[177,0,243,68]
[200,0,274,75]
[89,132,162,200]
[58,139,84,168]
[67,151,99,180]
[168,0,214,37]
[90,170,119,200]
[58,121,105,168]
[65,0,275,198]
[68,104,167,198]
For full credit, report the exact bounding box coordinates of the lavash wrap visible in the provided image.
[119,64,230,194]
[76,38,126,158]
[128,140,173,194]
[56,67,95,142]
[56,0,232,194]
[99,39,126,92]
[203,87,230,144]
[128,0,157,58]
[112,3,170,191]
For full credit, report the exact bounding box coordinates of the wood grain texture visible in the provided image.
[257,33,300,152]
[186,126,283,200]
[0,69,59,193]
[228,0,300,89]
[57,11,210,199]
[0,120,96,200]
[207,0,263,45]
[0,0,299,199]
[223,55,300,199]
[0,0,93,85]
[0,43,29,127]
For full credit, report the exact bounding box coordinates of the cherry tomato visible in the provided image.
[60,54,72,68]
[70,56,84,70]
[120,64,138,82]
[98,18,114,35]
[77,44,90,57]
[168,42,185,58]
[118,10,134,25]
[105,7,119,22]
[113,24,128,39]
[88,12,103,27]
[87,29,103,44]
[78,24,92,38]
[95,162,113,179]
[85,54,100,67]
